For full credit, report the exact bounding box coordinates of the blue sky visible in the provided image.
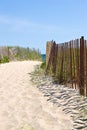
[0,0,87,53]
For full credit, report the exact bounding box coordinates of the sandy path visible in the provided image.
[0,61,73,130]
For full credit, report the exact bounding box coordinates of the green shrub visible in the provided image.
[0,46,42,62]
[0,58,1,63]
[40,60,46,69]
[2,56,9,63]
[14,46,42,61]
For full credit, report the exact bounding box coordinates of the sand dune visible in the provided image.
[0,61,73,130]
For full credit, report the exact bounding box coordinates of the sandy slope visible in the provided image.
[0,61,73,130]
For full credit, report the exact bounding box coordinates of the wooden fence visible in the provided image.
[46,36,87,96]
[0,47,9,58]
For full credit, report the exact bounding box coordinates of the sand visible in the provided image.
[0,61,73,130]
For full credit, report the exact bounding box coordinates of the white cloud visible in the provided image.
[0,14,61,34]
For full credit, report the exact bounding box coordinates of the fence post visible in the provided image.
[46,42,50,69]
[7,47,9,59]
[59,45,64,83]
[76,39,80,89]
[85,40,87,96]
[46,41,53,73]
[70,41,72,85]
[52,42,57,75]
[79,36,85,95]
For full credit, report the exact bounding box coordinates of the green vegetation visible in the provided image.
[40,60,46,70]
[30,62,46,83]
[0,46,42,63]
[12,46,42,61]
[0,56,9,63]
[46,44,80,84]
[20,124,34,130]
